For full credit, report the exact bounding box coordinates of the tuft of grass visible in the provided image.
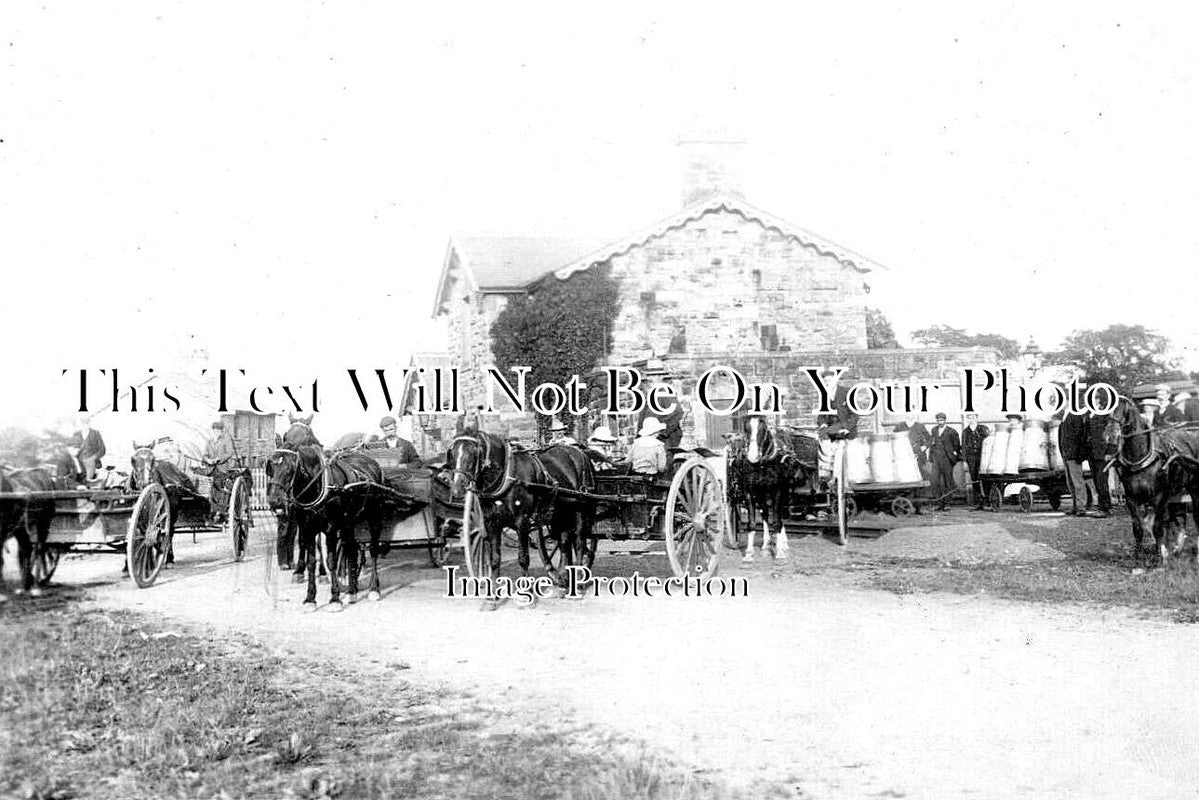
[0,591,764,800]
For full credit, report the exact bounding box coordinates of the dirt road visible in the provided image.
[50,518,1199,799]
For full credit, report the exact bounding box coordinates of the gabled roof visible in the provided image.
[432,235,606,315]
[432,194,887,315]
[541,194,884,286]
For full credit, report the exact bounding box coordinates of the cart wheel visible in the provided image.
[891,496,915,516]
[127,483,170,588]
[33,543,62,586]
[428,540,449,568]
[228,475,251,562]
[832,495,859,519]
[989,485,1003,512]
[665,457,727,579]
[461,490,494,582]
[1019,486,1034,513]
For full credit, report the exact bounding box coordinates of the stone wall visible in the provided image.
[605,209,867,362]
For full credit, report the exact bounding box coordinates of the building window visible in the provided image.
[751,269,762,288]
[760,324,779,352]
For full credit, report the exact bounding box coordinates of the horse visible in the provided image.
[266,441,385,609]
[274,413,322,578]
[0,466,56,599]
[128,440,199,567]
[444,431,595,586]
[1104,395,1199,565]
[728,415,813,562]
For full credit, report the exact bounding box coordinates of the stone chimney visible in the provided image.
[677,135,745,206]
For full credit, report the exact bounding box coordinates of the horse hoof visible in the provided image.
[302,602,318,613]
[292,574,306,584]
[367,590,381,602]
[327,600,345,612]
[0,594,8,603]
[345,593,358,605]
[29,587,45,598]
[741,553,754,563]
[13,588,27,596]
[479,598,501,612]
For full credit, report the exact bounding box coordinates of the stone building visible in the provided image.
[427,144,1001,448]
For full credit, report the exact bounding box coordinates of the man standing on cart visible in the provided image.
[367,416,420,464]
[203,421,239,524]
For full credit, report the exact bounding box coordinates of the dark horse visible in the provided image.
[727,415,815,562]
[1105,395,1199,565]
[128,440,198,567]
[267,423,385,609]
[444,431,595,585]
[0,465,56,599]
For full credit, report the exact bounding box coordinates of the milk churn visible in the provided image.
[892,431,923,483]
[845,437,872,485]
[1018,419,1050,472]
[1047,420,1064,472]
[984,425,1009,474]
[979,433,996,476]
[868,433,896,484]
[1002,421,1023,474]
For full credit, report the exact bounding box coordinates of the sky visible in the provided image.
[3,2,1199,434]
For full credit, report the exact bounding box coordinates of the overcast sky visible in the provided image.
[4,2,1198,431]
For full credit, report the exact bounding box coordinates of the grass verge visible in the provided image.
[0,590,772,800]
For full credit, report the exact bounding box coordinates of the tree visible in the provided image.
[910,324,1021,359]
[490,265,622,433]
[1054,324,1178,392]
[866,308,899,349]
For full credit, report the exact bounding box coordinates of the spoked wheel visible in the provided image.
[228,474,252,562]
[1019,486,1034,513]
[665,457,728,579]
[989,485,1003,512]
[461,490,495,582]
[33,543,62,586]
[536,526,598,578]
[890,496,915,516]
[832,495,859,519]
[127,483,171,588]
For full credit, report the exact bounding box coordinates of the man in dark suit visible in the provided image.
[927,412,961,510]
[1059,409,1089,515]
[893,416,930,472]
[960,412,989,510]
[75,418,106,481]
[1084,409,1115,518]
[1161,390,1199,425]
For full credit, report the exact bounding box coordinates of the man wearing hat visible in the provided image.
[547,418,578,446]
[367,416,420,464]
[585,425,618,471]
[74,416,106,482]
[1162,389,1199,425]
[203,421,239,520]
[1140,398,1161,426]
[927,412,961,510]
[636,363,684,451]
[628,417,667,475]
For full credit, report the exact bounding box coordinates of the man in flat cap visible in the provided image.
[367,415,419,464]
[927,412,961,511]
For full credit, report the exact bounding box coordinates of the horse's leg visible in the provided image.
[327,526,344,609]
[742,502,756,563]
[343,524,360,604]
[302,525,318,610]
[773,491,790,559]
[517,522,531,577]
[1126,497,1145,562]
[367,510,383,602]
[15,520,33,595]
[29,510,51,597]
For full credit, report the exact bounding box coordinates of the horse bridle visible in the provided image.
[270,447,330,509]
[448,434,515,499]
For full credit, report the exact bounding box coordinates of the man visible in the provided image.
[1139,398,1160,426]
[75,417,106,482]
[1161,390,1199,425]
[636,366,684,450]
[585,425,618,471]
[1154,384,1173,424]
[961,412,989,510]
[203,421,239,521]
[927,412,961,511]
[1083,408,1115,518]
[367,416,420,464]
[816,378,859,441]
[892,415,930,473]
[628,417,667,475]
[547,418,577,446]
[1059,408,1089,516]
